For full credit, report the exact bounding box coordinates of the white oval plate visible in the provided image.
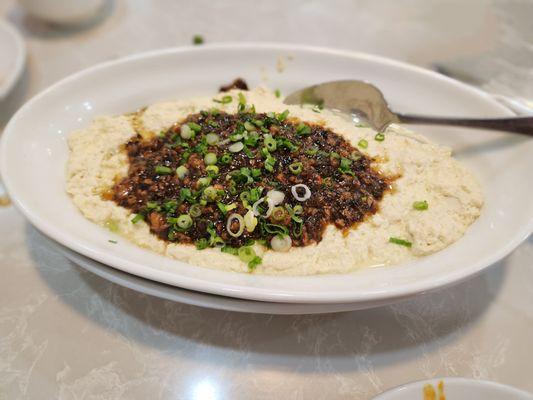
[0,19,25,99]
[1,44,532,304]
[373,377,533,400]
[42,233,378,314]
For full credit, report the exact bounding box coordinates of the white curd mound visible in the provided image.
[66,87,483,275]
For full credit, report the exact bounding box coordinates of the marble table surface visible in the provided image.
[1,1,532,399]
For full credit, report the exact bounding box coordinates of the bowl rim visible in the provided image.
[2,42,532,303]
[0,19,26,99]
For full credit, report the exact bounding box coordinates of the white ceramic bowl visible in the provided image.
[1,44,532,305]
[373,377,533,400]
[0,19,25,99]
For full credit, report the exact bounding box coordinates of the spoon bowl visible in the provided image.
[284,80,533,135]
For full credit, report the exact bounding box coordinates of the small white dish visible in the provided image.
[1,43,532,305]
[373,377,533,400]
[43,234,373,315]
[0,19,26,99]
[16,0,105,25]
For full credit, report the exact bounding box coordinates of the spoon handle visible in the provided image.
[396,114,533,136]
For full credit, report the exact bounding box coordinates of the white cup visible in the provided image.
[17,0,106,25]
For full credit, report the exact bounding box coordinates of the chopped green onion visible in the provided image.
[155,165,172,175]
[413,200,429,211]
[192,35,204,45]
[213,95,232,104]
[105,219,119,232]
[350,151,362,161]
[238,92,246,112]
[389,237,412,247]
[203,186,219,202]
[221,245,238,255]
[243,132,260,147]
[196,238,209,250]
[162,200,177,213]
[206,165,219,176]
[285,204,303,223]
[188,122,202,133]
[217,202,237,215]
[375,133,385,141]
[264,134,277,152]
[230,133,243,142]
[305,147,318,156]
[358,139,368,149]
[197,176,212,187]
[220,153,232,164]
[244,121,256,131]
[338,157,355,176]
[277,109,290,122]
[180,124,193,140]
[131,214,144,224]
[289,162,303,175]
[271,206,287,222]
[264,154,276,172]
[296,123,311,136]
[238,246,257,263]
[229,142,244,153]
[274,89,281,98]
[176,214,193,229]
[248,256,262,271]
[189,204,202,217]
[293,204,303,215]
[204,152,217,165]
[244,209,258,232]
[206,133,220,145]
[176,165,189,179]
[263,223,289,236]
[108,239,117,244]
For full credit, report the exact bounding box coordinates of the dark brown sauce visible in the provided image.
[111,110,390,249]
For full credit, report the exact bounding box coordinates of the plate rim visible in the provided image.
[2,42,532,303]
[372,376,533,399]
[42,232,388,315]
[0,19,26,99]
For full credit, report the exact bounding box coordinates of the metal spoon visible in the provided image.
[284,80,533,135]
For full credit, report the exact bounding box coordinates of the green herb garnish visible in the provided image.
[155,165,172,175]
[389,237,412,247]
[131,214,144,224]
[213,95,232,104]
[296,123,311,136]
[289,162,303,175]
[192,35,204,45]
[413,200,429,211]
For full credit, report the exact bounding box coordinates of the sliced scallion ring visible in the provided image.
[252,197,274,218]
[291,184,311,202]
[176,165,188,179]
[189,204,202,218]
[229,142,244,153]
[271,235,292,252]
[204,152,217,165]
[227,213,244,237]
[180,124,193,139]
[238,246,256,262]
[206,133,220,145]
[266,189,285,206]
[177,214,193,229]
